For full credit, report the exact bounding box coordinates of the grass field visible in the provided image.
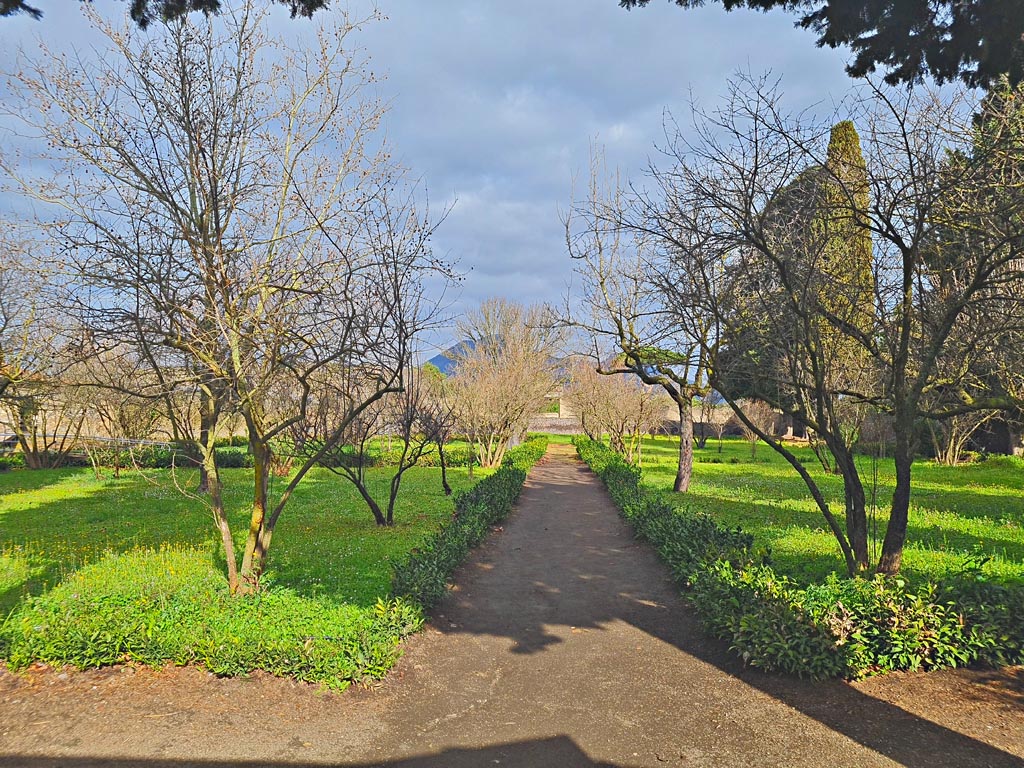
[636,435,1024,586]
[0,465,484,615]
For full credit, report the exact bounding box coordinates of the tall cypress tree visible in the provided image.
[819,120,873,341]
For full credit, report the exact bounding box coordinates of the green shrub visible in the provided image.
[213,446,253,469]
[0,454,25,471]
[802,574,987,675]
[1,547,422,690]
[392,436,548,608]
[573,436,1024,679]
[691,561,845,678]
[214,435,249,448]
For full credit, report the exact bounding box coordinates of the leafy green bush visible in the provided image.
[690,561,845,678]
[392,436,548,608]
[802,574,987,675]
[82,445,252,470]
[0,454,25,471]
[213,446,253,469]
[0,547,422,690]
[573,436,1024,679]
[214,435,250,448]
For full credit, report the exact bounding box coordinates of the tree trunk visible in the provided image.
[438,441,452,496]
[196,402,215,494]
[878,424,913,574]
[832,443,869,572]
[238,437,272,592]
[206,453,239,594]
[674,398,694,493]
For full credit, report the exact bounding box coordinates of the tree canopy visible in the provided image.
[0,0,327,27]
[619,0,1024,88]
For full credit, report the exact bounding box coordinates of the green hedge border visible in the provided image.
[574,436,1024,679]
[391,436,548,608]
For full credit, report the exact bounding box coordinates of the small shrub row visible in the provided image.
[391,435,548,608]
[84,445,253,470]
[213,435,250,448]
[316,444,476,470]
[573,436,1024,679]
[0,547,422,690]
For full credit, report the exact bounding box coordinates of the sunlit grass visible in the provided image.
[0,464,485,614]
[636,435,1024,586]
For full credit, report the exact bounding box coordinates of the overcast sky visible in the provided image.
[0,0,856,354]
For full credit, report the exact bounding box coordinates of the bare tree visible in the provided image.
[695,390,730,450]
[733,399,775,459]
[3,3,448,592]
[416,363,459,496]
[562,148,711,492]
[635,74,1024,574]
[0,224,83,468]
[452,299,559,469]
[566,358,667,462]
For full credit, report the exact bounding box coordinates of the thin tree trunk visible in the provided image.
[206,454,239,594]
[674,398,694,493]
[438,441,452,496]
[832,443,869,571]
[196,400,215,494]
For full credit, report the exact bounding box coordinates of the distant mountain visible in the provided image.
[425,340,475,376]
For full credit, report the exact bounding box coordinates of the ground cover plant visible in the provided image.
[0,447,550,688]
[575,435,1024,678]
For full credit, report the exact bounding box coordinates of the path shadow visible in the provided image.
[0,736,629,768]
[430,455,1024,768]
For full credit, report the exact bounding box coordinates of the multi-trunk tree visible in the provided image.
[4,3,446,593]
[451,299,560,469]
[566,358,667,463]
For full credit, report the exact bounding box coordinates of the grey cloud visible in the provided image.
[0,0,856,339]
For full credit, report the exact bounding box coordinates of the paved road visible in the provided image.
[1,444,1022,767]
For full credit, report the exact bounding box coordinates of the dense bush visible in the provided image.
[0,547,422,690]
[574,436,1024,679]
[392,435,548,608]
[83,445,252,470]
[214,435,250,448]
[212,446,253,469]
[0,454,25,471]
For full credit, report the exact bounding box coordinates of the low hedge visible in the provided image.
[85,445,254,470]
[391,435,548,608]
[0,547,422,690]
[320,444,477,470]
[574,436,1024,679]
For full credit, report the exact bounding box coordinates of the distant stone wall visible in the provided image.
[528,414,584,434]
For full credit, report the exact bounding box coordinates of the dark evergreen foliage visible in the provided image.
[0,0,329,27]
[621,0,1024,87]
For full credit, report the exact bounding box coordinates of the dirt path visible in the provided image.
[1,444,1022,767]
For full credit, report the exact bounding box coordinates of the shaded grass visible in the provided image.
[0,465,483,614]
[637,436,1024,586]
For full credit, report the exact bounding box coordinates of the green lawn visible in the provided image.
[636,435,1024,586]
[0,465,483,615]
